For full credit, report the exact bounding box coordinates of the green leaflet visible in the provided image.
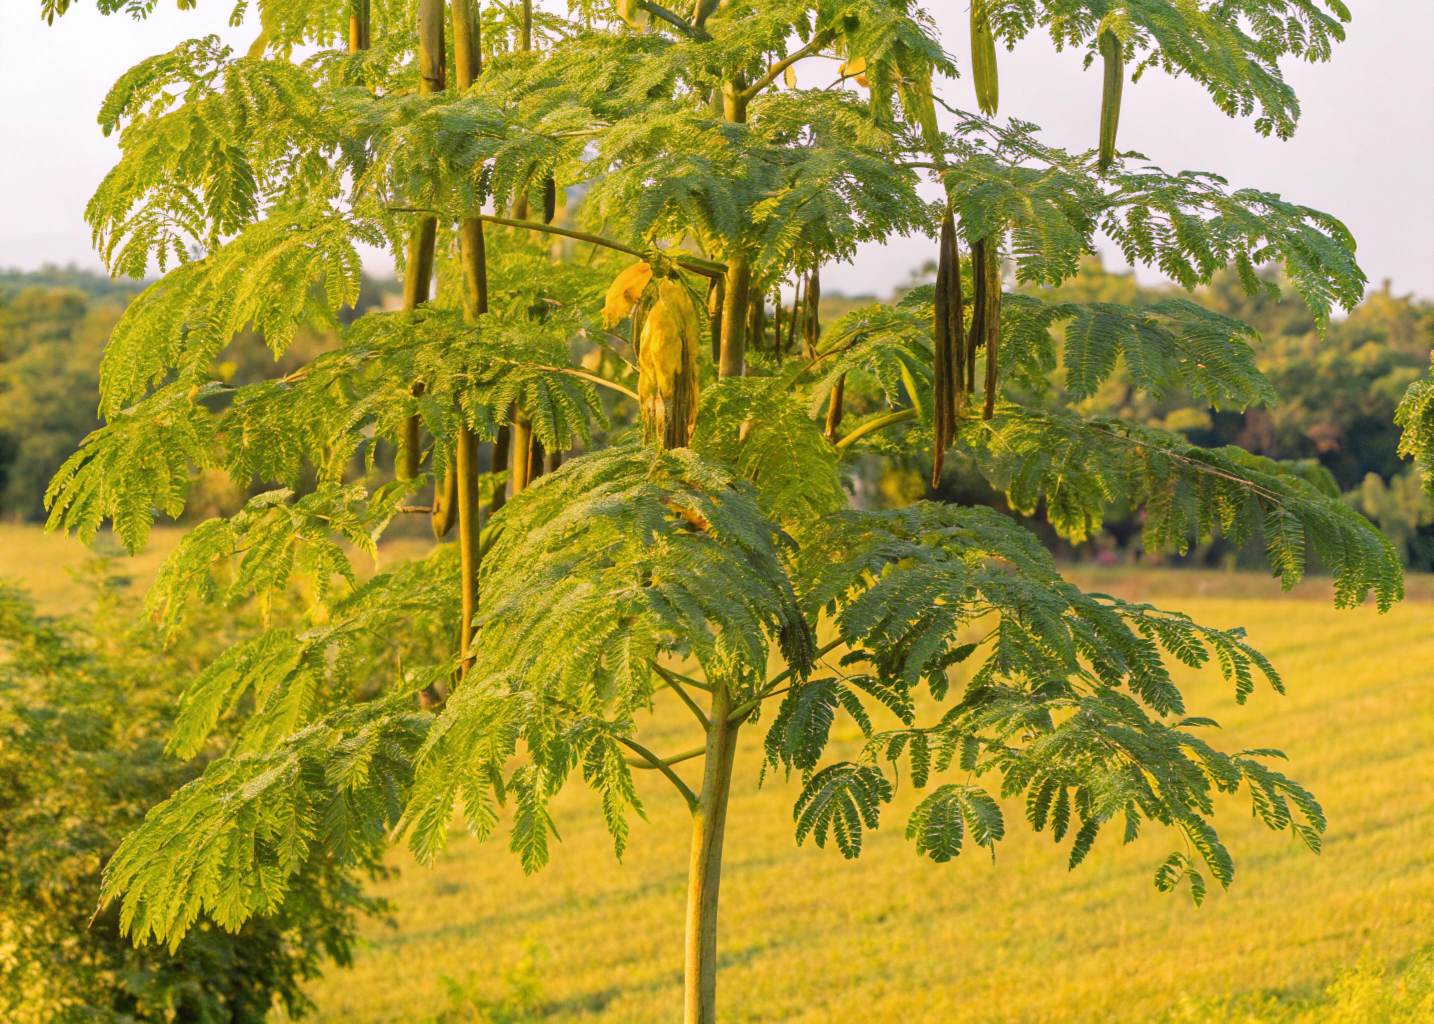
[969,407,1403,608]
[691,377,844,531]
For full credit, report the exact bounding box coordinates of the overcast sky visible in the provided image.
[2,1,1430,301]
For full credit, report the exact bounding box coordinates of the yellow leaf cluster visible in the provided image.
[602,261,653,328]
[639,278,700,448]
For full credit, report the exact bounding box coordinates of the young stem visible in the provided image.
[684,681,739,1024]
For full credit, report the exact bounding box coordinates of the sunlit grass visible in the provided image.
[303,595,1434,1023]
[7,526,1429,1021]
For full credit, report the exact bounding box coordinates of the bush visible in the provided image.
[0,568,384,1024]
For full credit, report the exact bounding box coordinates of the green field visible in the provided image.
[9,527,1434,1022]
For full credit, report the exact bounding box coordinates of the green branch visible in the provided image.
[834,408,918,450]
[727,637,846,723]
[616,736,699,808]
[624,744,706,770]
[651,661,711,731]
[740,30,834,103]
[475,215,727,279]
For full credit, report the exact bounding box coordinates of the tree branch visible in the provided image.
[651,661,711,731]
[625,744,706,769]
[617,736,699,808]
[739,30,834,103]
[834,408,918,449]
[638,0,695,36]
[535,364,639,401]
[474,215,727,278]
[727,638,846,722]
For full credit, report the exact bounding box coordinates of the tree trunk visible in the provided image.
[397,0,445,481]
[348,0,370,52]
[719,253,750,378]
[684,683,740,1024]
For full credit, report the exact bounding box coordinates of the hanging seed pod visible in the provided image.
[931,216,954,485]
[542,175,557,223]
[747,290,766,355]
[970,0,999,117]
[949,222,968,412]
[968,237,1003,420]
[825,375,846,443]
[771,288,783,360]
[900,74,942,151]
[1098,29,1124,171]
[639,277,701,449]
[603,261,654,328]
[803,268,821,358]
[706,275,725,363]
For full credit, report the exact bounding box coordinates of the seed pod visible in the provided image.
[932,213,963,485]
[968,237,1003,420]
[803,268,821,358]
[639,277,701,449]
[900,74,941,151]
[946,215,967,411]
[542,175,557,223]
[603,261,653,328]
[970,0,999,117]
[1098,29,1124,172]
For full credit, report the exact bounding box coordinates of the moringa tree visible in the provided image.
[40,0,1397,1020]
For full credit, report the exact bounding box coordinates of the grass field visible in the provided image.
[7,526,1434,1022]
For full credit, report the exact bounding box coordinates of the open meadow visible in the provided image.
[7,524,1433,1022]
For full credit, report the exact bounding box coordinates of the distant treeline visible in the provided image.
[2,260,1431,563]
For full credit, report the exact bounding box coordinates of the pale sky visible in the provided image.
[2,1,1431,301]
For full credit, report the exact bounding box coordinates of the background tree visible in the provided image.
[0,570,384,1024]
[36,1,1402,1022]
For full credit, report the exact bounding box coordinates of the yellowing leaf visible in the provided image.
[784,65,797,89]
[602,261,653,328]
[615,0,649,30]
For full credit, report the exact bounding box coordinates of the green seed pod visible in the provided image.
[970,0,999,117]
[1099,29,1124,171]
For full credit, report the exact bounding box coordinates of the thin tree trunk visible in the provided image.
[719,253,750,378]
[348,0,370,52]
[684,683,740,1024]
[397,0,445,481]
[452,0,484,680]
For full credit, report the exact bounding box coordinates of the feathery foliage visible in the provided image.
[36,0,1393,1017]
